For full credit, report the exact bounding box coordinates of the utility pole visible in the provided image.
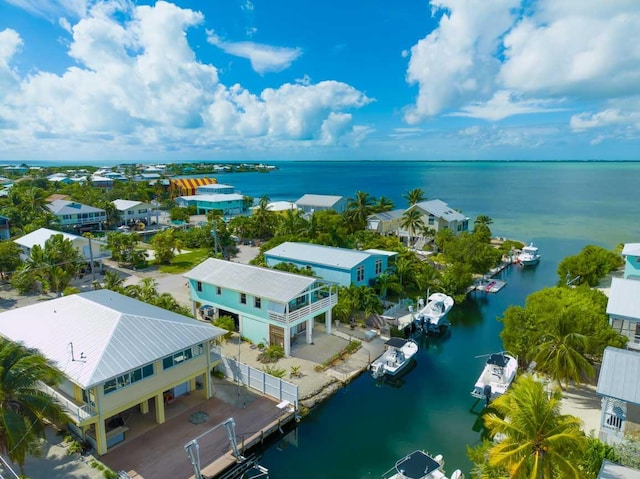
[88,235,96,282]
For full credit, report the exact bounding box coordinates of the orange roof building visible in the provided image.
[170,177,218,198]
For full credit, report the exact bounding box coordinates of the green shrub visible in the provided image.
[62,286,81,296]
[263,365,286,378]
[66,440,84,455]
[104,470,119,479]
[257,344,284,363]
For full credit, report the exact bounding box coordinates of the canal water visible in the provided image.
[210,161,640,479]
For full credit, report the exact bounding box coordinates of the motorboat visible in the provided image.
[370,338,418,378]
[516,243,541,266]
[470,352,518,405]
[414,293,454,334]
[382,450,464,479]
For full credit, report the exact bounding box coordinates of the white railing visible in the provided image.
[38,382,96,423]
[268,295,337,324]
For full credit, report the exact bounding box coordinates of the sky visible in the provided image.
[0,0,639,163]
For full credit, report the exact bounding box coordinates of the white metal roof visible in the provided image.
[598,460,640,479]
[14,228,79,249]
[607,277,640,320]
[413,199,466,221]
[265,242,387,270]
[597,347,640,404]
[622,243,640,257]
[112,199,153,211]
[0,290,225,388]
[47,199,106,215]
[368,209,405,221]
[295,194,344,208]
[363,248,398,257]
[184,258,316,303]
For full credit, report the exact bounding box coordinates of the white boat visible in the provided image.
[470,352,518,405]
[382,450,464,479]
[517,243,541,266]
[414,293,454,334]
[370,338,418,378]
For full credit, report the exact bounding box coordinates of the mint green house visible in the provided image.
[622,243,640,280]
[184,258,338,356]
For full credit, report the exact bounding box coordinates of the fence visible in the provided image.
[217,356,299,409]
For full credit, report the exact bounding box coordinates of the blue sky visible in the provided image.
[0,0,639,162]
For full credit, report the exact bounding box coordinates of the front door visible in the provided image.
[269,324,285,349]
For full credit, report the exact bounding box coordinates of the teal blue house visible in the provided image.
[175,193,245,216]
[264,242,397,287]
[184,258,337,356]
[622,243,640,280]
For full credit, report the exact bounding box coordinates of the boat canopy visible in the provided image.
[385,338,409,348]
[487,353,511,368]
[395,451,440,479]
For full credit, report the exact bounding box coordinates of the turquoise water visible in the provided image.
[215,161,640,478]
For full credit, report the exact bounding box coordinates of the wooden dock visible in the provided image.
[473,259,513,294]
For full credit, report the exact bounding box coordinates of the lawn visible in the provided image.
[159,248,210,273]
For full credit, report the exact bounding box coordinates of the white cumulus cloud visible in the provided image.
[207,30,302,74]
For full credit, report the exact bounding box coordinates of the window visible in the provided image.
[103,363,155,395]
[240,293,247,304]
[216,286,222,295]
[356,265,365,282]
[428,215,435,225]
[196,281,202,292]
[254,297,261,309]
[162,344,204,370]
[375,259,383,275]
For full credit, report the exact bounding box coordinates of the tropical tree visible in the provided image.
[557,245,623,287]
[400,208,424,247]
[480,375,587,479]
[474,215,493,228]
[102,270,126,292]
[403,188,426,206]
[0,241,22,280]
[375,272,401,302]
[345,191,375,232]
[251,195,277,239]
[0,338,70,474]
[373,196,395,213]
[150,229,182,264]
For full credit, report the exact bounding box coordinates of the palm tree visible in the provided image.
[474,215,494,228]
[373,196,395,213]
[530,310,595,389]
[345,191,375,231]
[0,339,69,474]
[375,273,401,302]
[400,208,424,247]
[103,270,125,292]
[483,375,587,479]
[403,188,426,206]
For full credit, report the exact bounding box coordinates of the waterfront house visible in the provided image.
[622,243,640,280]
[607,277,640,350]
[295,194,347,214]
[252,201,298,216]
[47,199,107,232]
[112,199,160,226]
[0,290,226,455]
[90,175,114,188]
[0,215,9,240]
[366,209,405,235]
[597,346,640,444]
[176,194,245,216]
[264,242,397,287]
[133,173,161,182]
[184,258,337,356]
[170,177,218,198]
[14,227,111,271]
[406,199,469,235]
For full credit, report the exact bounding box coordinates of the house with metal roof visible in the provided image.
[407,199,469,235]
[170,177,218,198]
[184,258,338,356]
[264,242,397,287]
[295,194,347,214]
[176,193,246,216]
[112,199,160,226]
[597,346,640,444]
[14,228,111,271]
[251,201,298,216]
[607,277,640,350]
[196,183,235,195]
[367,209,405,235]
[622,243,640,280]
[89,175,114,188]
[598,460,640,479]
[47,199,107,232]
[0,290,226,455]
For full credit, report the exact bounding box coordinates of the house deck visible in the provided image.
[100,379,294,479]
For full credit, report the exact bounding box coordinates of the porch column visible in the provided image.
[140,398,149,414]
[155,392,165,424]
[284,325,291,357]
[95,419,108,455]
[325,307,332,335]
[306,317,313,344]
[189,377,197,392]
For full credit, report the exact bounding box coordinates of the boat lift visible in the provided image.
[185,417,270,479]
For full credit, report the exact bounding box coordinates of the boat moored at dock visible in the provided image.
[414,293,454,334]
[370,338,418,378]
[516,243,541,266]
[471,352,518,405]
[382,450,464,479]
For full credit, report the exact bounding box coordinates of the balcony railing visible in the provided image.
[268,294,337,324]
[38,382,96,423]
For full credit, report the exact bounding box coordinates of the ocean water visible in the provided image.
[212,161,639,478]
